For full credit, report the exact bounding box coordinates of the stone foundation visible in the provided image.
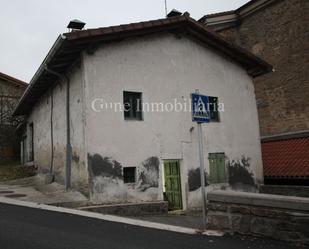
[260,184,309,198]
[207,191,309,245]
[79,201,168,216]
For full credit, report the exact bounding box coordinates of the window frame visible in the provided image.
[208,96,220,122]
[123,91,143,121]
[123,167,137,184]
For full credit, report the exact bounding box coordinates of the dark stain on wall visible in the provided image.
[188,168,208,192]
[138,156,159,191]
[72,151,80,163]
[228,156,255,186]
[88,153,122,179]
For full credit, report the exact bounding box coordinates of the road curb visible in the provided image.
[0,197,220,236]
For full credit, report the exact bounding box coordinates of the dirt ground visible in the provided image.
[0,160,35,181]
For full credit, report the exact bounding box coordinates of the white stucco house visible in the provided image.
[13,12,272,210]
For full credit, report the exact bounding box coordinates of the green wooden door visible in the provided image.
[164,160,182,210]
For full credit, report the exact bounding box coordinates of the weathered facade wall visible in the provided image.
[207,191,309,245]
[82,33,263,208]
[25,32,264,208]
[26,63,88,194]
[0,79,26,161]
[211,0,309,136]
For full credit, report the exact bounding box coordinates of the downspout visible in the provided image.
[50,88,54,174]
[45,65,71,191]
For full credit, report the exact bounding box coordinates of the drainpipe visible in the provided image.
[45,65,71,191]
[50,88,54,174]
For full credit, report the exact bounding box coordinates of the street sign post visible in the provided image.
[191,90,209,231]
[191,93,210,123]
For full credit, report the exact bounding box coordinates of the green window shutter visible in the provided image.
[208,154,217,183]
[208,153,225,183]
[216,154,226,182]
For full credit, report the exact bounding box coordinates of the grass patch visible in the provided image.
[0,160,36,181]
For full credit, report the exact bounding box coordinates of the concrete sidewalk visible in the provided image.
[0,176,88,206]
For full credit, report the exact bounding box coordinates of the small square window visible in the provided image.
[123,167,136,183]
[209,96,220,122]
[123,91,142,120]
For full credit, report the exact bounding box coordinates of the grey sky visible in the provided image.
[0,0,249,82]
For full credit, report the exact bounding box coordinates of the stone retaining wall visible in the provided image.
[207,191,309,245]
[80,201,168,216]
[260,185,309,198]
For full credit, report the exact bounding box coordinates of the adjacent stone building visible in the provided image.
[200,0,309,185]
[13,14,271,209]
[0,72,27,161]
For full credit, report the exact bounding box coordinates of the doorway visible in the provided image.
[163,160,182,210]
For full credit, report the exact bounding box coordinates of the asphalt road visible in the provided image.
[0,203,300,249]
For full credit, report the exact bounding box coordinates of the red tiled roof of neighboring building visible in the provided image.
[199,10,235,21]
[262,137,309,177]
[199,0,280,25]
[0,72,28,88]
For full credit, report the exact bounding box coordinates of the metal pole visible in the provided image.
[194,88,207,231]
[198,122,207,231]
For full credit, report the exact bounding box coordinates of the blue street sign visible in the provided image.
[191,93,210,123]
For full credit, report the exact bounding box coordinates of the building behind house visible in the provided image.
[200,0,309,186]
[0,72,27,161]
[13,13,271,209]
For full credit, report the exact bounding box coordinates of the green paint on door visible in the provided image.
[163,160,182,210]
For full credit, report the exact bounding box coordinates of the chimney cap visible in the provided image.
[167,9,182,18]
[67,19,86,30]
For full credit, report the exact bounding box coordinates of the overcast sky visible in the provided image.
[0,0,249,82]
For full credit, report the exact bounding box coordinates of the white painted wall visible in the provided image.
[82,33,263,208]
[25,32,263,209]
[26,63,89,194]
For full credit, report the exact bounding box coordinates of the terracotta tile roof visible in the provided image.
[199,10,235,21]
[262,137,309,177]
[0,72,28,88]
[13,13,272,116]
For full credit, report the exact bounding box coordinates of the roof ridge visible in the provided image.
[200,0,281,22]
[13,14,272,116]
[64,15,188,40]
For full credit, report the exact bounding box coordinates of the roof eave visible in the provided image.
[13,35,67,116]
[0,72,28,87]
[185,17,273,77]
[13,15,272,116]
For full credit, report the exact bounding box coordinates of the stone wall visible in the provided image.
[209,0,309,136]
[260,184,309,198]
[80,201,168,216]
[207,191,309,245]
